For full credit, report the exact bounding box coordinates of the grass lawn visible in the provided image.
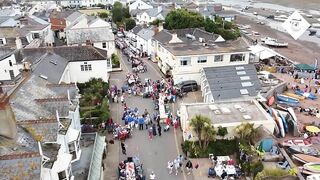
[79,9,110,16]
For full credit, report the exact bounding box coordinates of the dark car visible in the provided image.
[175,80,198,93]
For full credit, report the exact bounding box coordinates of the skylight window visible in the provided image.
[240,76,250,80]
[237,71,246,75]
[241,82,254,87]
[235,66,245,70]
[240,89,249,95]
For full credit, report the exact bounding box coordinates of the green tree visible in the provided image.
[202,124,216,148]
[111,53,120,67]
[124,18,136,30]
[190,115,211,148]
[98,12,109,19]
[111,2,130,23]
[235,123,259,144]
[217,126,228,138]
[150,19,162,26]
[164,9,205,30]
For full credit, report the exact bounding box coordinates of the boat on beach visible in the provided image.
[289,146,320,156]
[277,94,299,104]
[307,174,320,180]
[283,92,305,100]
[264,38,288,47]
[288,107,298,123]
[293,154,320,163]
[282,139,312,147]
[277,100,300,107]
[304,162,320,173]
[295,90,317,100]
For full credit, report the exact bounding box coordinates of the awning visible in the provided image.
[249,45,285,60]
[295,63,317,71]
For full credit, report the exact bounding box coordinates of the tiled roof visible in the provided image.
[0,155,41,180]
[137,27,155,41]
[50,10,78,19]
[66,27,115,44]
[65,11,83,23]
[19,120,59,142]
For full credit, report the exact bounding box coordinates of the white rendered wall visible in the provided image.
[0,54,21,81]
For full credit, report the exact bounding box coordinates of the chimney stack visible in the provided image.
[15,37,22,49]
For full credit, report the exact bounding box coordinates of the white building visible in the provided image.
[0,15,54,48]
[152,28,251,84]
[26,0,109,8]
[179,99,276,141]
[129,25,155,56]
[0,47,22,83]
[136,6,169,25]
[65,15,115,57]
[129,0,153,12]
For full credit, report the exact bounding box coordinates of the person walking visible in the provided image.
[185,159,193,175]
[120,95,124,104]
[139,116,145,130]
[152,123,157,136]
[174,158,180,176]
[167,161,174,174]
[145,114,150,129]
[121,142,127,155]
[157,124,162,136]
[148,126,153,140]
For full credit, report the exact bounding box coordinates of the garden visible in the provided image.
[182,114,298,179]
[78,78,110,127]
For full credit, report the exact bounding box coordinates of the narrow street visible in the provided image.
[103,49,198,180]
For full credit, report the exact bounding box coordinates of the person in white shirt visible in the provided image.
[150,171,155,180]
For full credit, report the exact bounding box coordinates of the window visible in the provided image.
[180,57,191,66]
[230,54,245,62]
[80,64,92,71]
[102,42,106,48]
[214,55,223,62]
[9,60,12,67]
[197,56,207,63]
[33,33,40,39]
[0,39,3,45]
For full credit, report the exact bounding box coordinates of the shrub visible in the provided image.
[182,139,238,158]
[111,53,120,68]
[255,168,291,180]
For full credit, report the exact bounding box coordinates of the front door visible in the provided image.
[9,70,14,80]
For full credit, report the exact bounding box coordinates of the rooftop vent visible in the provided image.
[243,115,252,120]
[220,107,231,114]
[214,109,221,115]
[186,34,196,40]
[209,105,219,110]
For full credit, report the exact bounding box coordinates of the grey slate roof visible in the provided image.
[153,28,249,56]
[131,25,143,35]
[203,64,261,101]
[66,27,115,44]
[32,52,69,84]
[137,27,155,41]
[50,10,78,19]
[65,11,83,23]
[0,46,15,61]
[140,6,169,18]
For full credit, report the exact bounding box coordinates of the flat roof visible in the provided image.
[183,100,270,124]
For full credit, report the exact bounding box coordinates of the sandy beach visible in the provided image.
[256,0,320,10]
[235,14,320,65]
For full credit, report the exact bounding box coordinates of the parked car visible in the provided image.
[117,31,124,37]
[175,80,198,93]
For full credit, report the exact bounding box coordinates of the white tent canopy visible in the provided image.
[249,45,285,60]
